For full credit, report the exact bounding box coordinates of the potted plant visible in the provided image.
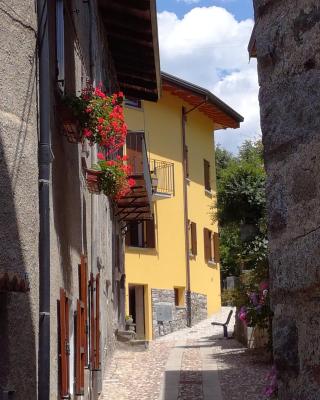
[125,315,133,325]
[86,153,136,199]
[61,83,127,152]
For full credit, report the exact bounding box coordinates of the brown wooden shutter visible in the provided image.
[190,222,197,256]
[145,217,156,248]
[59,288,70,398]
[204,159,211,191]
[185,145,189,178]
[204,228,212,262]
[95,273,101,370]
[213,232,220,263]
[75,299,85,395]
[89,273,95,369]
[78,254,88,365]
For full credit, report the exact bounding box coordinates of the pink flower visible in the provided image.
[97,152,105,160]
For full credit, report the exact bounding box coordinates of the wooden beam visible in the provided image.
[120,84,158,101]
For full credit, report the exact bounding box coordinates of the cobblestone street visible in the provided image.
[100,308,271,400]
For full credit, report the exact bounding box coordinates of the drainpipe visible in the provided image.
[182,99,207,328]
[37,0,51,399]
[181,107,191,327]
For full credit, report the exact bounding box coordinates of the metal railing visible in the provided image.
[150,159,175,196]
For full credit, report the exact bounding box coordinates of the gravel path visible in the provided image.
[100,307,272,400]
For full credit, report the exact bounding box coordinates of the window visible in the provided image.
[125,217,156,248]
[203,228,220,264]
[188,221,197,256]
[204,159,211,191]
[174,287,185,307]
[56,0,65,93]
[125,97,142,109]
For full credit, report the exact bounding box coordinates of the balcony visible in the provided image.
[115,132,153,222]
[115,132,175,223]
[150,159,175,199]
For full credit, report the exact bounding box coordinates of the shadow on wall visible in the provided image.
[0,134,37,399]
[51,120,83,293]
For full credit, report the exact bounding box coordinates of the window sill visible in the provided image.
[205,189,213,198]
[207,260,218,266]
[189,252,196,259]
[124,104,143,111]
[126,245,155,250]
[186,177,191,185]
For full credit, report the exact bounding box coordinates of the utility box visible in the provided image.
[155,302,173,322]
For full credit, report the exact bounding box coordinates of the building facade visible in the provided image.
[0,1,160,399]
[124,73,243,340]
[250,1,320,399]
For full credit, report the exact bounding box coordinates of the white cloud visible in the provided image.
[157,6,260,153]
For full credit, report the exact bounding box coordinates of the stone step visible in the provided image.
[115,329,136,342]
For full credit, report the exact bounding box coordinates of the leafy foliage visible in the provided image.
[213,140,267,278]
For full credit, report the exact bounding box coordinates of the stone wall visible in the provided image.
[0,2,38,399]
[253,1,320,398]
[151,289,187,338]
[151,289,207,338]
[191,292,207,325]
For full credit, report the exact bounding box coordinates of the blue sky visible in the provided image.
[157,0,254,21]
[156,0,260,153]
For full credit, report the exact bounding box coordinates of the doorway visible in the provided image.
[128,285,145,339]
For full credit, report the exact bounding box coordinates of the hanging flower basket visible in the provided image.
[62,83,127,153]
[86,169,103,194]
[57,104,82,143]
[86,153,135,199]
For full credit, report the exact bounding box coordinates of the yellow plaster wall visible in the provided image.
[124,91,221,340]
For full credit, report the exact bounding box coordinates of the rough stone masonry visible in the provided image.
[253,1,320,399]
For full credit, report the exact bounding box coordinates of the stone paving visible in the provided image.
[100,307,272,400]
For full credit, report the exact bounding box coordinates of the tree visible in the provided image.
[213,140,267,279]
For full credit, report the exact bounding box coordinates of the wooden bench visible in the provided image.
[211,310,233,339]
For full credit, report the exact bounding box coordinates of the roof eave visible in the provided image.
[161,72,244,127]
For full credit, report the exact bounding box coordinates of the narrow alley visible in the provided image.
[100,308,270,400]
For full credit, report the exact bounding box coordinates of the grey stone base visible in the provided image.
[151,289,207,338]
[190,292,207,325]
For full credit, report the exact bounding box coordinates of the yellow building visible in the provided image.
[123,73,243,340]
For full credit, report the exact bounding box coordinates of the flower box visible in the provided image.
[57,105,82,143]
[86,169,103,194]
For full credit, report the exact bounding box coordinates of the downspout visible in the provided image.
[181,107,191,327]
[182,98,207,328]
[37,0,51,399]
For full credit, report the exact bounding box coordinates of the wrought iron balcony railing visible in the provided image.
[150,159,175,198]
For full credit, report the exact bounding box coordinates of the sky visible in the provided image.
[156,0,260,153]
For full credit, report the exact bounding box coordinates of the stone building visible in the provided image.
[250,1,320,399]
[0,1,160,399]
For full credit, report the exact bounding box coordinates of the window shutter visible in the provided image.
[89,273,95,369]
[204,228,211,262]
[204,160,211,191]
[191,222,197,256]
[213,232,220,263]
[59,288,70,398]
[145,217,156,248]
[75,299,85,395]
[95,273,101,370]
[79,255,88,365]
